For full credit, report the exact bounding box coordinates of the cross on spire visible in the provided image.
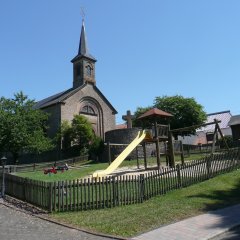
[122,110,135,128]
[80,7,85,22]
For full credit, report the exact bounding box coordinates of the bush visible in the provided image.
[217,136,234,149]
[89,136,104,162]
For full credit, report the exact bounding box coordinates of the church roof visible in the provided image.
[71,21,96,62]
[34,83,117,114]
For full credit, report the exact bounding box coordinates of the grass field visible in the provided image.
[14,161,109,182]
[50,169,240,237]
[15,153,206,182]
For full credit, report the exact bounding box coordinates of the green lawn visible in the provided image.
[14,153,206,182]
[50,169,240,238]
[120,153,206,167]
[14,162,109,182]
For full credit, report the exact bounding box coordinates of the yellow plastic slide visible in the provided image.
[92,130,147,178]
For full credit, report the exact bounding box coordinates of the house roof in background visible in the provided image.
[115,123,127,129]
[198,110,232,132]
[228,115,240,126]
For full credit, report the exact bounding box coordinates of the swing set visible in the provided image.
[169,118,229,167]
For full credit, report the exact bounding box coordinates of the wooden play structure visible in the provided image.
[93,108,229,177]
[169,118,229,166]
[93,108,174,177]
[137,108,173,169]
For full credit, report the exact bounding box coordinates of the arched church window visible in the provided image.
[86,65,92,76]
[81,105,96,115]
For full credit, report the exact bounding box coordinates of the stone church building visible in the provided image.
[35,21,117,140]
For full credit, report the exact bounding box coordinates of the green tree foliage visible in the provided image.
[217,135,234,149]
[71,115,94,152]
[59,115,94,155]
[133,95,207,137]
[133,106,152,128]
[0,92,54,163]
[89,136,104,161]
[57,120,72,150]
[154,95,207,134]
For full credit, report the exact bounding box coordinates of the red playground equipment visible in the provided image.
[44,167,57,174]
[43,163,69,174]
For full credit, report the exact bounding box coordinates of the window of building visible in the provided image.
[86,65,92,76]
[81,105,96,115]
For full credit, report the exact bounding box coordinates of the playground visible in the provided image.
[2,108,240,238]
[11,107,229,183]
[92,108,228,178]
[1,109,240,237]
[2,107,236,217]
[10,107,231,185]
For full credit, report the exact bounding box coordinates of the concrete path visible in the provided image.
[0,201,120,240]
[132,204,240,240]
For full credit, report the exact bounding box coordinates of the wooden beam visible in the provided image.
[143,142,147,170]
[168,125,175,167]
[211,124,218,154]
[215,119,229,150]
[155,121,161,168]
[170,120,221,133]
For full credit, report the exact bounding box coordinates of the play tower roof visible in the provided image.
[137,108,173,120]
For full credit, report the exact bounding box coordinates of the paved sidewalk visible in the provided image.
[132,204,240,240]
[0,200,120,240]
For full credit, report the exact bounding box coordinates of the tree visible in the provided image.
[133,95,207,138]
[89,136,104,161]
[71,115,94,153]
[57,120,72,150]
[154,95,207,135]
[59,115,94,155]
[0,92,54,163]
[133,106,152,128]
[217,135,233,149]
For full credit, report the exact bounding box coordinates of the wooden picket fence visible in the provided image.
[4,148,240,212]
[7,155,89,173]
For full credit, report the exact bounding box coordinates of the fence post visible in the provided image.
[180,141,185,165]
[48,182,53,212]
[112,176,116,207]
[206,157,212,179]
[176,164,182,188]
[23,178,27,201]
[139,174,145,203]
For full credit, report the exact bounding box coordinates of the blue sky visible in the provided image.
[1,1,240,124]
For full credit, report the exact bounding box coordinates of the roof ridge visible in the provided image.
[207,110,231,116]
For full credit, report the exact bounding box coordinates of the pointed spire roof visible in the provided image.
[78,21,88,55]
[71,20,96,63]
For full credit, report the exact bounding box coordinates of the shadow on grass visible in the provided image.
[188,178,240,211]
[187,178,240,237]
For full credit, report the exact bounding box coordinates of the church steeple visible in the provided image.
[71,20,96,88]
